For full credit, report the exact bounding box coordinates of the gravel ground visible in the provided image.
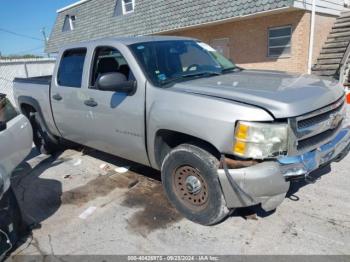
[6,141,350,257]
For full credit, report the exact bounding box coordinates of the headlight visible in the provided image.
[233,121,288,159]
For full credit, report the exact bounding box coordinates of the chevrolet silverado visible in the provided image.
[13,36,350,225]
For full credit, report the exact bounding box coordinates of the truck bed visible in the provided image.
[14,75,52,85]
[13,74,59,138]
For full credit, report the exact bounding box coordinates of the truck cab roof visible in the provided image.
[58,35,197,52]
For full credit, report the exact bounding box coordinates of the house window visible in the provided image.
[114,0,135,16]
[122,0,135,14]
[268,26,292,57]
[62,15,76,32]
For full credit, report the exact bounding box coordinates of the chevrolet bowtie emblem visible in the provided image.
[328,113,343,129]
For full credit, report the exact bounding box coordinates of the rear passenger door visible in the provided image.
[51,48,90,144]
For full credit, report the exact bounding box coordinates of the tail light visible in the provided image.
[347,89,350,104]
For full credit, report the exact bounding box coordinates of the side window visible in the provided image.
[57,48,87,88]
[0,95,18,124]
[90,46,134,88]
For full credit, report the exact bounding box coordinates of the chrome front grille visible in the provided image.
[297,122,342,151]
[289,97,346,155]
[297,102,344,129]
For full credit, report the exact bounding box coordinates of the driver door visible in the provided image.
[82,45,148,165]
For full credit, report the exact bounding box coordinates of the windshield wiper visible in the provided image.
[160,71,221,86]
[222,66,243,73]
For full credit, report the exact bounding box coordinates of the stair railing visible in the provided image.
[338,41,350,84]
[343,62,350,86]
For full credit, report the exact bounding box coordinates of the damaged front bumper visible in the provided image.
[218,126,350,212]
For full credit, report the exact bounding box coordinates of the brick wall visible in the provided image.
[166,10,336,74]
[312,13,337,64]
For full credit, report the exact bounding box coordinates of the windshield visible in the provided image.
[129,40,237,86]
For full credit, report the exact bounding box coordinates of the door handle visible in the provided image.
[84,99,98,107]
[52,93,62,101]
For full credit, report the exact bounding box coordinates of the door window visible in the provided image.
[0,95,18,124]
[90,46,134,88]
[57,48,87,88]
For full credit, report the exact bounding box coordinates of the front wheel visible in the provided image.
[161,144,230,225]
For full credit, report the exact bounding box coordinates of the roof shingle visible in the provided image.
[46,0,294,53]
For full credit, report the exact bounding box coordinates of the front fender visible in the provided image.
[147,87,274,169]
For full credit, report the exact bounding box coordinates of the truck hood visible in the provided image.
[172,70,344,119]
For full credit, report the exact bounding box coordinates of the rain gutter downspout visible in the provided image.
[308,0,317,74]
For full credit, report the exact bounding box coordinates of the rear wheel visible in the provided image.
[161,144,229,225]
[30,112,60,155]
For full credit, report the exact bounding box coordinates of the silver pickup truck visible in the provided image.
[13,36,350,225]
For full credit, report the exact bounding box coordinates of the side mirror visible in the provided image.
[0,121,6,132]
[97,72,136,95]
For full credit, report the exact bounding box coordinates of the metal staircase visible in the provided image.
[313,10,350,87]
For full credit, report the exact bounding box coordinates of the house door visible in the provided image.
[210,38,230,59]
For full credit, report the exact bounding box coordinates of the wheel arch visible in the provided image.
[17,96,59,142]
[18,96,40,117]
[153,129,221,170]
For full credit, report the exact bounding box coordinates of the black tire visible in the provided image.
[0,188,25,257]
[29,113,59,155]
[161,144,229,225]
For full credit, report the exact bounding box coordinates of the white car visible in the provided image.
[0,94,32,259]
[0,94,32,199]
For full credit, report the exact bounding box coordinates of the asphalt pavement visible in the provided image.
[7,142,349,256]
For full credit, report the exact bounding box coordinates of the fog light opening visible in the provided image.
[221,156,259,169]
